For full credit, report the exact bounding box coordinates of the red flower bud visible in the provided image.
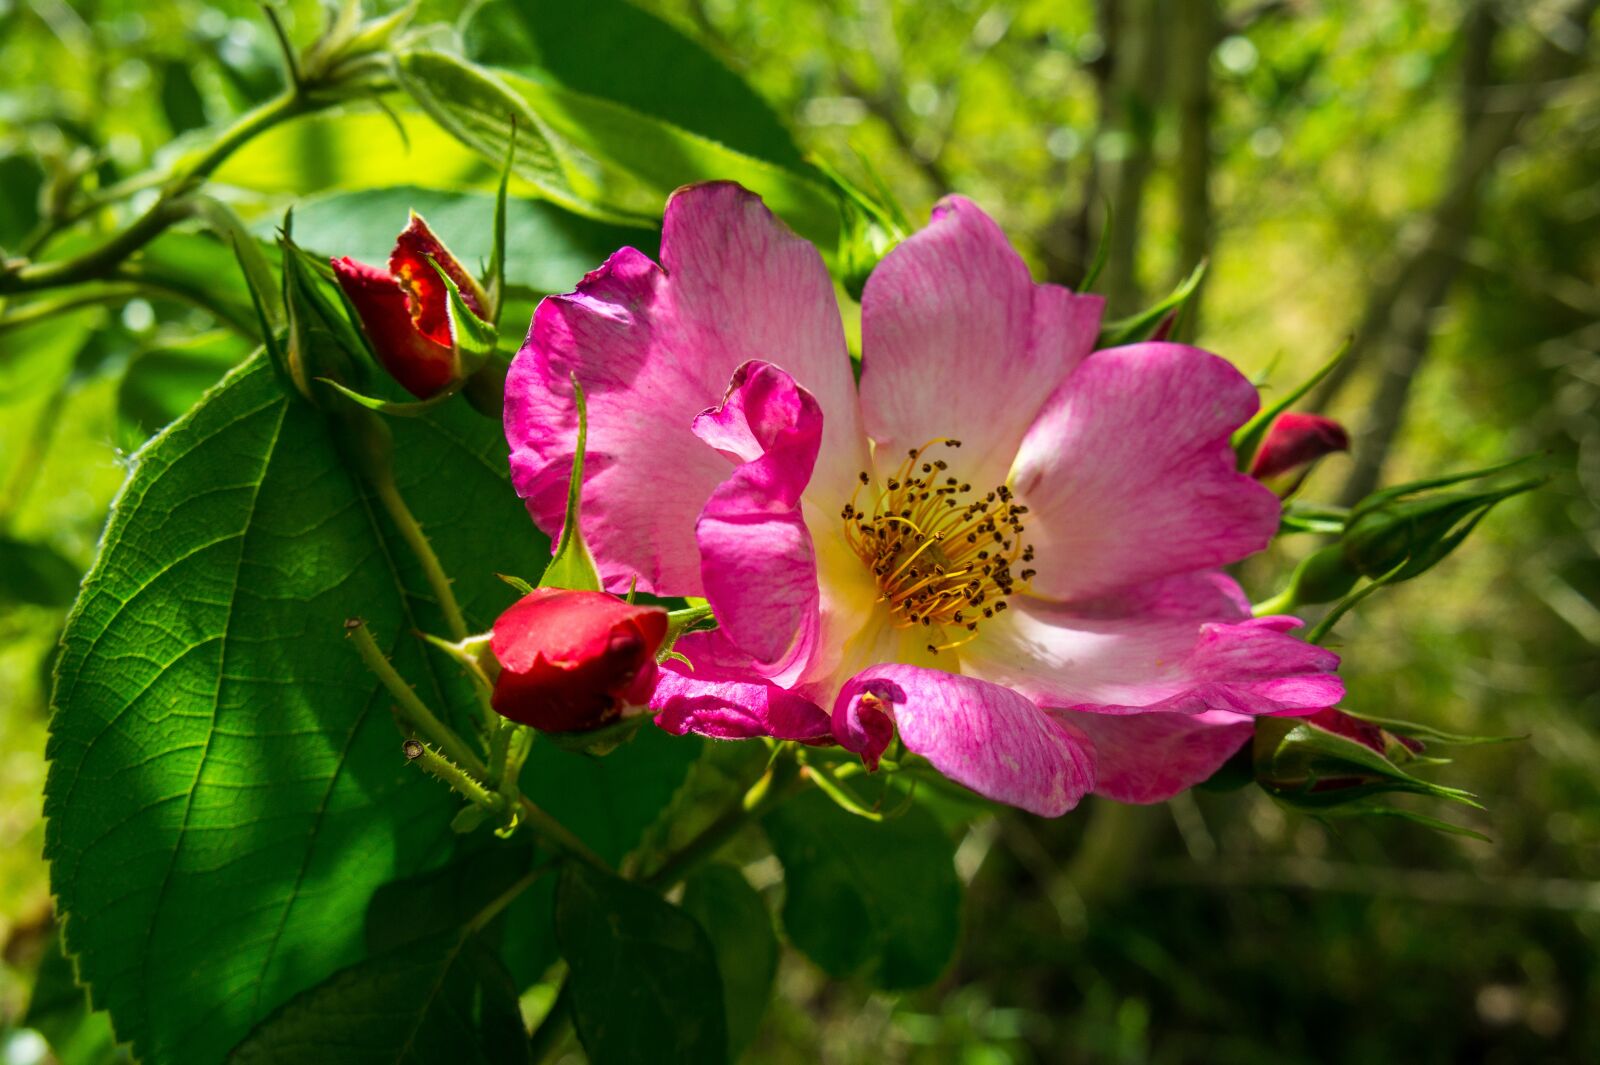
[489,588,668,733]
[1306,707,1424,758]
[1249,412,1349,494]
[330,213,489,400]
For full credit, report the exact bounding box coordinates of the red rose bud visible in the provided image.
[489,588,668,733]
[1249,412,1350,495]
[330,213,489,400]
[1306,708,1424,758]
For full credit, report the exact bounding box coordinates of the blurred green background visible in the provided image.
[2,0,1597,1062]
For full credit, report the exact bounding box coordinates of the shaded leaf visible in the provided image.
[763,788,961,989]
[681,864,779,1061]
[464,0,805,170]
[556,862,727,1065]
[0,535,82,607]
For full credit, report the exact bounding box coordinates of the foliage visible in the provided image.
[0,1,1596,1064]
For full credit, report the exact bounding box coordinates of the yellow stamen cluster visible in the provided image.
[841,439,1037,656]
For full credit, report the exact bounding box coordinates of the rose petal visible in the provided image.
[694,361,823,683]
[330,256,456,399]
[963,572,1344,716]
[1009,343,1281,601]
[652,631,833,743]
[833,664,1095,817]
[859,196,1103,492]
[506,183,859,595]
[1054,707,1255,804]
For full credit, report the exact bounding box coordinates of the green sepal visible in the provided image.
[451,805,490,834]
[1255,718,1483,813]
[1339,710,1524,747]
[425,256,498,375]
[278,215,370,403]
[496,572,535,595]
[538,376,604,592]
[1231,338,1351,471]
[1342,473,1545,583]
[1098,262,1206,347]
[1253,543,1360,617]
[812,152,909,302]
[315,375,462,416]
[1279,501,1348,536]
[1078,196,1113,293]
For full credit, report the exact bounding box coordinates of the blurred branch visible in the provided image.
[1318,0,1600,506]
[1157,857,1600,913]
[1171,0,1217,339]
[1102,0,1168,314]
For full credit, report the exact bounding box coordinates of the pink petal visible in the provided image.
[1010,343,1281,601]
[833,664,1095,817]
[505,182,858,595]
[693,362,823,684]
[858,196,1103,493]
[963,572,1344,716]
[652,631,833,743]
[1054,708,1254,804]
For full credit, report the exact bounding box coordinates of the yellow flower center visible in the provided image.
[841,439,1036,656]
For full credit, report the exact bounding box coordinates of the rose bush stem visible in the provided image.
[371,474,470,641]
[346,619,485,775]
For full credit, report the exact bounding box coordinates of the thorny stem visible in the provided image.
[370,474,470,642]
[346,619,486,775]
[403,738,503,812]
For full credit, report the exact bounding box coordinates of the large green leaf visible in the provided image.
[680,864,778,1061]
[43,356,549,1064]
[763,789,962,990]
[395,50,839,249]
[464,0,805,170]
[227,930,530,1065]
[556,862,727,1065]
[279,186,655,298]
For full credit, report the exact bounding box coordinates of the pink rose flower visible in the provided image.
[504,183,1343,815]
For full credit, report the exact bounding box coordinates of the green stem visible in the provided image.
[403,739,504,813]
[0,92,308,296]
[517,795,610,872]
[1252,587,1298,618]
[347,619,485,775]
[372,474,470,642]
[644,745,804,890]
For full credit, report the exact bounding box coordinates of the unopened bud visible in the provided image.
[489,588,668,733]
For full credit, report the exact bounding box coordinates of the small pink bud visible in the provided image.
[1249,412,1350,495]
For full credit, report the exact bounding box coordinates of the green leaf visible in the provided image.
[1231,339,1351,470]
[0,307,101,404]
[395,50,838,248]
[1098,262,1206,347]
[680,864,778,1062]
[273,185,653,299]
[763,788,961,989]
[556,862,728,1065]
[116,330,250,448]
[538,376,602,591]
[463,0,805,171]
[227,929,531,1065]
[0,534,82,607]
[44,354,552,1065]
[499,726,704,987]
[23,928,128,1065]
